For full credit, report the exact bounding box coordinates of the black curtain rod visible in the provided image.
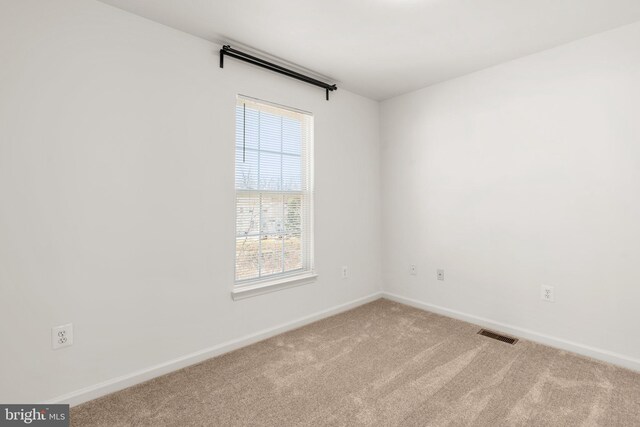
[219,45,338,100]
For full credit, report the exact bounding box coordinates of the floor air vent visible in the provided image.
[477,329,518,345]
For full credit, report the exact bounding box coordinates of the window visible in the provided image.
[233,96,314,298]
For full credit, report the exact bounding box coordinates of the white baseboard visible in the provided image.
[48,292,383,407]
[48,290,638,407]
[382,292,640,373]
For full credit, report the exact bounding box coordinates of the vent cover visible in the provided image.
[478,329,518,345]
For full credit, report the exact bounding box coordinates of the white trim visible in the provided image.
[237,94,313,116]
[382,292,640,372]
[47,292,383,407]
[232,272,318,300]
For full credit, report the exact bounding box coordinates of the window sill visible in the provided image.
[231,272,318,301]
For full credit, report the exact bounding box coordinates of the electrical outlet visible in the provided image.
[409,264,417,276]
[52,323,73,350]
[341,266,348,279]
[541,285,554,303]
[437,269,445,281]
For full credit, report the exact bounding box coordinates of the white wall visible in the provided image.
[0,0,382,403]
[381,21,640,366]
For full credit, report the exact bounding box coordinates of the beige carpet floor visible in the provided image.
[71,299,640,426]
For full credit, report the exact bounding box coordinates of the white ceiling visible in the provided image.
[98,0,640,100]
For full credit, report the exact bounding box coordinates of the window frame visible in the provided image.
[232,95,316,300]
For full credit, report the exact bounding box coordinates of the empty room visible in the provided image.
[2,0,640,425]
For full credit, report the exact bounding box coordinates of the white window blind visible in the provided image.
[234,96,314,287]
